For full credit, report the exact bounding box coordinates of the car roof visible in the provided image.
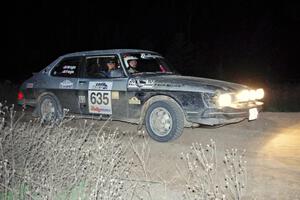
[62,49,159,58]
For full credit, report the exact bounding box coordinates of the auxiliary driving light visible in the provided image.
[218,93,232,107]
[236,88,264,102]
[255,88,264,100]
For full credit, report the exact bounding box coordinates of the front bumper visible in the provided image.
[186,102,263,125]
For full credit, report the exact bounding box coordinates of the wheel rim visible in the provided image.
[40,98,56,121]
[149,107,173,137]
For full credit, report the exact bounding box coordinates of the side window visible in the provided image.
[85,55,124,78]
[51,57,81,77]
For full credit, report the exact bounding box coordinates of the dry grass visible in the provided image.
[0,102,249,199]
[0,103,139,199]
[178,140,247,200]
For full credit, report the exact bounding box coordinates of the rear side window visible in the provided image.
[51,57,81,77]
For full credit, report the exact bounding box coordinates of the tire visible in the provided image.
[38,94,62,122]
[145,100,184,142]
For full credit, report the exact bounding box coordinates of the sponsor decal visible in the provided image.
[63,65,76,70]
[128,78,155,89]
[90,105,111,113]
[61,65,77,75]
[140,53,163,59]
[90,105,101,113]
[154,82,183,88]
[89,81,113,90]
[128,96,141,105]
[78,95,86,104]
[111,91,119,100]
[61,70,75,75]
[59,80,73,89]
[128,78,137,88]
[26,83,34,88]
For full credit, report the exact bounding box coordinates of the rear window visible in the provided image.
[51,57,81,77]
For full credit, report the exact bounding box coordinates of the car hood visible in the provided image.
[128,74,249,93]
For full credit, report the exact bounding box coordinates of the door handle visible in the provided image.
[79,81,87,84]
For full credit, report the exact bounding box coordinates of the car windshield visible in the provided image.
[121,53,177,75]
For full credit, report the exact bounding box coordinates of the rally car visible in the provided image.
[18,49,264,142]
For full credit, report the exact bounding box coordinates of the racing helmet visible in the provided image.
[124,56,138,68]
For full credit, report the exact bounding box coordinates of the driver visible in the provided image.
[124,56,138,74]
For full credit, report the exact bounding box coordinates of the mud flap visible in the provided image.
[32,107,39,117]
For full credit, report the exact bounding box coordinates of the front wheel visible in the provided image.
[145,100,184,142]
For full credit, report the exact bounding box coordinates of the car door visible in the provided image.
[77,55,129,120]
[48,56,82,113]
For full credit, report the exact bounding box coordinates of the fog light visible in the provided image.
[236,88,264,102]
[249,90,256,101]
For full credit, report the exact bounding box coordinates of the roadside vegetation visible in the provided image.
[0,101,248,199]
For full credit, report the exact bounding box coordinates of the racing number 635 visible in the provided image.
[88,90,112,114]
[90,92,109,105]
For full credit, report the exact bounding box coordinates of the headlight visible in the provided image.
[236,88,264,102]
[218,93,232,107]
[255,88,264,99]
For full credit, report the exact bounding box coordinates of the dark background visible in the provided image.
[2,1,300,111]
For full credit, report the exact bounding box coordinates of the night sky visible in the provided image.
[3,1,300,85]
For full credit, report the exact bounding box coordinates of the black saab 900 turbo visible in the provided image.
[18,49,264,142]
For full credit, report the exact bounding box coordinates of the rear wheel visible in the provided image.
[145,100,184,142]
[38,95,62,122]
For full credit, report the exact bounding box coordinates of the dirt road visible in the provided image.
[21,111,300,199]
